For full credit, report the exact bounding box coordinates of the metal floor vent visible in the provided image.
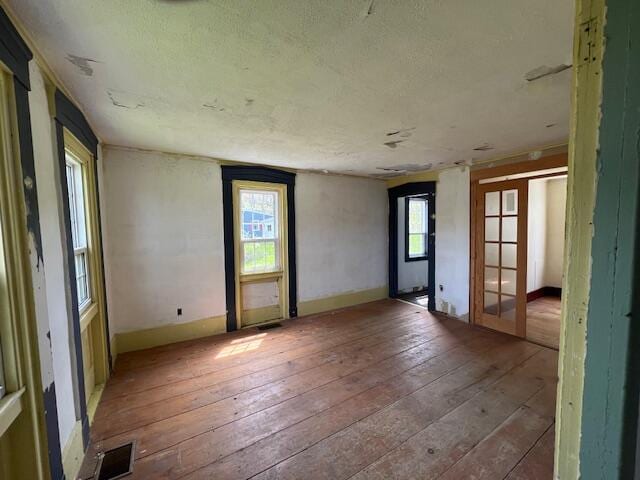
[94,441,135,480]
[257,322,282,331]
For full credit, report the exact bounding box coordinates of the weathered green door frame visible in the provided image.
[556,0,640,478]
[579,0,640,476]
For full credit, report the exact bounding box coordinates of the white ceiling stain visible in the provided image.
[8,0,574,177]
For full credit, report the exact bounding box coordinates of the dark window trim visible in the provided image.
[221,166,297,332]
[0,6,66,479]
[404,196,428,262]
[0,7,31,90]
[388,182,436,310]
[54,89,109,449]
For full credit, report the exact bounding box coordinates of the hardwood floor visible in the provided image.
[526,296,562,349]
[80,299,557,480]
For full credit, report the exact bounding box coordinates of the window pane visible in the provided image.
[501,268,517,295]
[485,191,500,216]
[500,295,516,321]
[240,189,280,273]
[484,267,499,292]
[502,189,518,215]
[485,243,499,266]
[485,217,499,242]
[502,217,518,242]
[501,243,517,268]
[75,252,90,307]
[484,292,499,315]
[242,241,277,273]
[408,199,426,234]
[408,234,425,257]
[240,190,278,241]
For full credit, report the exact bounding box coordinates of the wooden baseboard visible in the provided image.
[527,286,562,302]
[297,287,388,317]
[61,421,84,480]
[114,314,227,354]
[113,288,389,354]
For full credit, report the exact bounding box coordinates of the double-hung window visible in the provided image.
[65,153,91,310]
[406,197,428,261]
[239,189,280,274]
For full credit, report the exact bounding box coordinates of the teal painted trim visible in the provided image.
[579,0,640,478]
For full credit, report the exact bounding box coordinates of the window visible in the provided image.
[0,330,5,401]
[65,153,91,310]
[239,189,280,274]
[406,197,428,261]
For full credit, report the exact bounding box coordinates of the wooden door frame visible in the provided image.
[388,181,436,311]
[222,166,297,332]
[474,179,528,337]
[469,153,568,327]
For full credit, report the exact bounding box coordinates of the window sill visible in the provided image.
[405,255,428,263]
[0,387,25,437]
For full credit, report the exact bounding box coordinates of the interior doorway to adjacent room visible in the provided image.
[471,155,568,349]
[388,182,436,311]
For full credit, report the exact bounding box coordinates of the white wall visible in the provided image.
[527,179,547,293]
[397,198,428,293]
[28,61,78,448]
[101,150,389,334]
[545,177,567,287]
[434,167,470,319]
[102,148,227,333]
[296,173,387,302]
[527,176,567,292]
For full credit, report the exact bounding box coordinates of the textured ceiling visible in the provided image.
[7,0,574,177]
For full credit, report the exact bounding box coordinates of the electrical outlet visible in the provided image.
[177,308,182,316]
[439,284,443,292]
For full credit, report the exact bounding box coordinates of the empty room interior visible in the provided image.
[0,1,638,480]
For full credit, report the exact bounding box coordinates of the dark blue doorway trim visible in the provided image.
[388,182,436,311]
[221,166,297,332]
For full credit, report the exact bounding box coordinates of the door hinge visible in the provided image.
[578,17,600,66]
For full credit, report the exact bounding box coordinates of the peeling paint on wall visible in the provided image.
[66,54,98,76]
[525,64,572,82]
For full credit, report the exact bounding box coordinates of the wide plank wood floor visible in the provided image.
[527,296,562,350]
[80,299,558,480]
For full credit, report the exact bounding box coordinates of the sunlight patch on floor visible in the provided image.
[216,334,266,358]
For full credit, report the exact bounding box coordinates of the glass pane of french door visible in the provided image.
[482,186,519,327]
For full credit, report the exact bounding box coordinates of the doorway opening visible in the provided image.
[222,166,297,331]
[388,182,436,311]
[470,154,568,349]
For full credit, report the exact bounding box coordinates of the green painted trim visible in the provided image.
[0,388,24,438]
[241,304,282,327]
[61,420,84,480]
[114,314,227,354]
[579,0,640,476]
[86,383,105,424]
[554,0,604,477]
[297,287,388,317]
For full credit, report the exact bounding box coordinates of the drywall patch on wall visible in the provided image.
[102,147,227,333]
[434,167,470,319]
[296,172,388,302]
[28,60,77,448]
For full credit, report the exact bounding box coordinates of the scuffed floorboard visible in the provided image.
[79,299,557,479]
